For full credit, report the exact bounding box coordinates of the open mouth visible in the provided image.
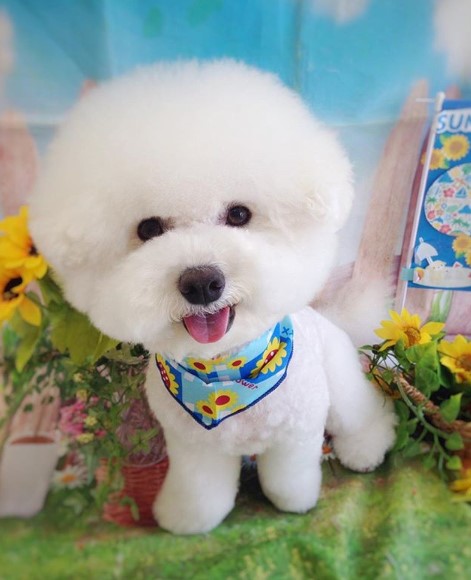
[182,305,236,344]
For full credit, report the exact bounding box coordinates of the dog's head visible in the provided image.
[29,60,353,359]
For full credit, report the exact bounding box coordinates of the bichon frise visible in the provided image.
[29,60,396,534]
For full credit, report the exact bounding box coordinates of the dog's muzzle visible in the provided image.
[178,266,235,344]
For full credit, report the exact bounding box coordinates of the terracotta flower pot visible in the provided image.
[0,433,60,517]
[96,457,169,527]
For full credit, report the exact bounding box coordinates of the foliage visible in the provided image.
[0,207,166,520]
[361,308,471,501]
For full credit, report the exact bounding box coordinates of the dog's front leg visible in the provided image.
[153,432,241,534]
[257,433,324,513]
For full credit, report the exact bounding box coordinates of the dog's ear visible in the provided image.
[301,136,354,232]
[305,177,354,232]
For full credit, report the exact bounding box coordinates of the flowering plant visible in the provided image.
[0,207,166,519]
[361,308,471,501]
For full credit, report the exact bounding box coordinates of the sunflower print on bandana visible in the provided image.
[155,353,179,395]
[155,317,294,429]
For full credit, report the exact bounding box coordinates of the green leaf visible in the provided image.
[422,454,436,470]
[38,273,64,306]
[403,440,423,458]
[445,432,465,451]
[446,455,462,471]
[394,401,410,422]
[406,418,418,434]
[393,424,410,452]
[415,365,441,396]
[407,342,441,396]
[440,393,463,423]
[49,302,117,364]
[14,321,41,371]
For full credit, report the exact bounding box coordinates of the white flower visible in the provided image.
[52,464,88,489]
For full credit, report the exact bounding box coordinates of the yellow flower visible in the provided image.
[156,354,179,395]
[84,415,98,428]
[452,234,471,257]
[428,148,447,170]
[0,267,41,326]
[0,206,47,279]
[76,433,94,444]
[450,469,471,501]
[466,251,471,268]
[438,335,471,384]
[375,309,445,351]
[442,134,470,161]
[75,388,88,401]
[250,337,288,377]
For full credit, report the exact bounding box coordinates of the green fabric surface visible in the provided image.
[0,459,469,580]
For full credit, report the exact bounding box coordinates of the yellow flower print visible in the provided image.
[438,335,471,384]
[227,356,247,370]
[250,337,288,378]
[375,308,444,351]
[195,399,218,419]
[187,357,215,374]
[0,206,47,279]
[0,267,41,326]
[208,390,238,410]
[452,234,471,257]
[196,390,239,419]
[442,134,470,161]
[465,250,471,268]
[428,148,447,170]
[156,354,179,395]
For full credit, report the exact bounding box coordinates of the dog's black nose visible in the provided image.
[178,266,225,305]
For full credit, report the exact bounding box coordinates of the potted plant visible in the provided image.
[361,308,471,501]
[0,206,167,523]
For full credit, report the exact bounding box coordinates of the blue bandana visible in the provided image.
[155,317,294,430]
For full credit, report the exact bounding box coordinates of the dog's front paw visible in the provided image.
[153,485,235,535]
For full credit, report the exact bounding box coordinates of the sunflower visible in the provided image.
[375,308,444,351]
[452,234,471,257]
[442,134,470,161]
[0,206,47,279]
[250,337,288,378]
[0,267,41,326]
[427,148,447,170]
[438,335,471,384]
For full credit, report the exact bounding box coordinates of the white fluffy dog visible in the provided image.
[29,61,396,535]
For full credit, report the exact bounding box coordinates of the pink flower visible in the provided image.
[59,401,87,438]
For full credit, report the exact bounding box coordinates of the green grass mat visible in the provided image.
[0,459,470,579]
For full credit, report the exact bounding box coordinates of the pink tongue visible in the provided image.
[183,306,230,344]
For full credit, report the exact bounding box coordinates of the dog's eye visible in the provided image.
[137,217,164,241]
[226,205,251,227]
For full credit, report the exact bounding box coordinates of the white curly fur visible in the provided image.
[29,60,396,535]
